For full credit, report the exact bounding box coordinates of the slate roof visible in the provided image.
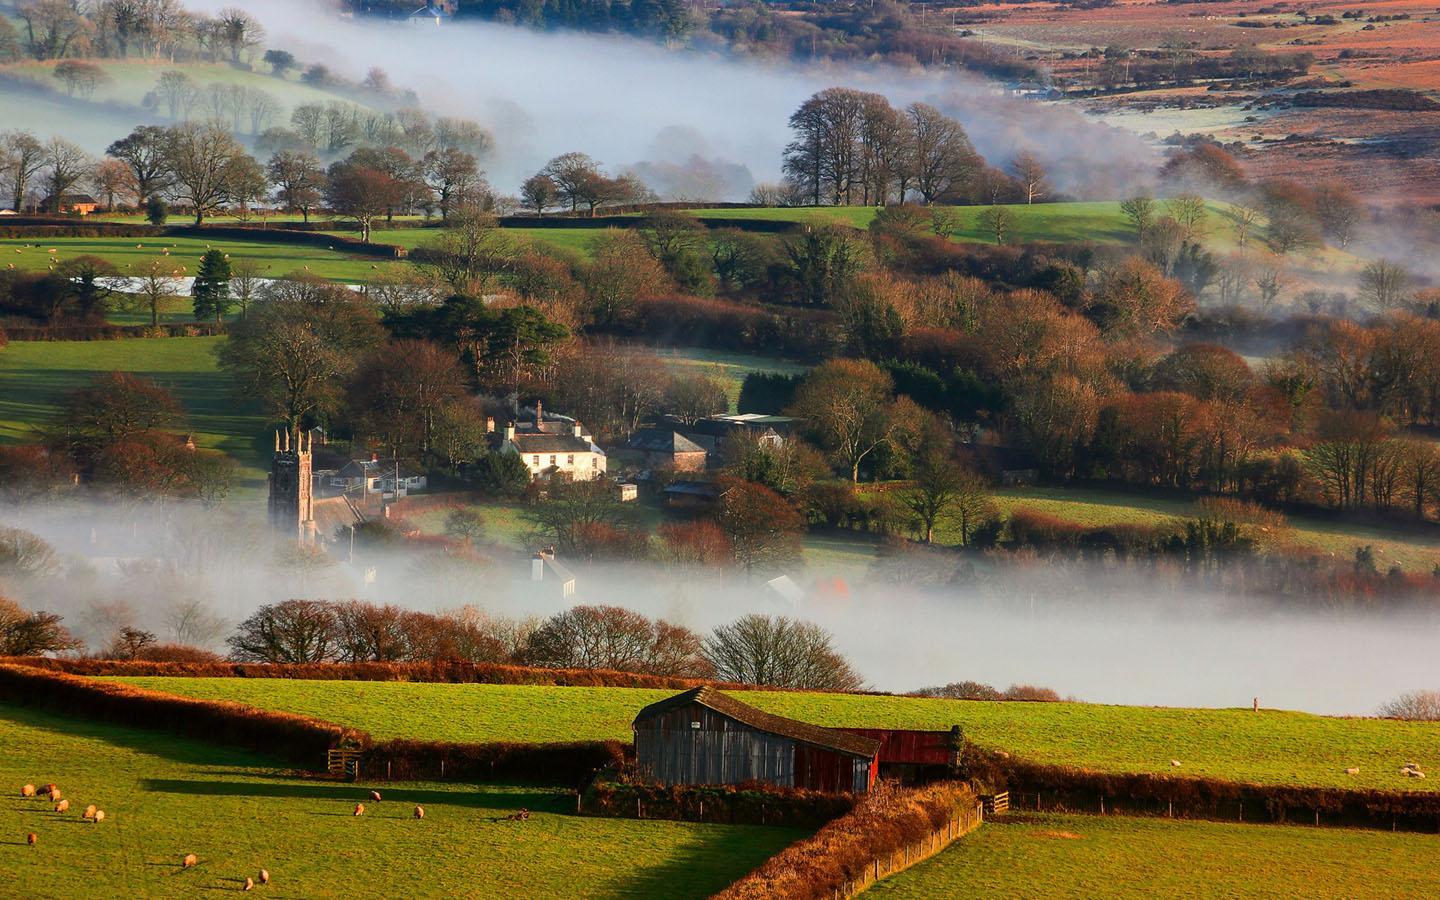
[633,687,880,758]
[626,428,706,454]
[511,432,596,454]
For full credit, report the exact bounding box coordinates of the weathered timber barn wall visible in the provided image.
[632,688,878,794]
[635,702,797,786]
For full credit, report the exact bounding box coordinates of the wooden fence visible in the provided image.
[982,791,1010,814]
[832,799,984,898]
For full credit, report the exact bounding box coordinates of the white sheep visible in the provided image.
[92,810,105,824]
[183,853,197,868]
[54,799,69,813]
[369,790,382,803]
[1345,767,1360,776]
[83,805,97,820]
[1170,760,1182,768]
[414,806,424,819]
[258,868,270,885]
[27,833,37,846]
[353,803,365,816]
[20,784,35,797]
[244,877,254,891]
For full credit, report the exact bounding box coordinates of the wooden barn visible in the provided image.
[839,726,964,783]
[633,687,880,794]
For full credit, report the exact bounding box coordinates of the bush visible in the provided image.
[1006,509,1085,549]
[1378,690,1440,721]
[910,681,1003,701]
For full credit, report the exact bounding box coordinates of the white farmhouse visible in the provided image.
[492,402,606,481]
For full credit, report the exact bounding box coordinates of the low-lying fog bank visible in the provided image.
[3,500,1433,717]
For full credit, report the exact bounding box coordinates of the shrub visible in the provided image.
[910,681,1003,701]
[1378,690,1440,721]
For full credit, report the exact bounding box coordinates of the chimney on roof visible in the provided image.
[485,416,495,434]
[573,422,582,438]
[534,400,543,427]
[504,423,516,442]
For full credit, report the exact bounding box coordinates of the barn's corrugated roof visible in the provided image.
[633,687,880,758]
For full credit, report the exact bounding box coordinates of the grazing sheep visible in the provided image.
[54,800,69,813]
[27,833,37,846]
[21,784,35,797]
[369,790,382,803]
[92,811,105,824]
[414,806,424,819]
[353,803,364,816]
[258,868,270,885]
[1170,760,1182,768]
[83,805,96,820]
[244,877,254,891]
[48,789,61,802]
[1345,767,1360,775]
[183,854,197,868]
[43,784,57,796]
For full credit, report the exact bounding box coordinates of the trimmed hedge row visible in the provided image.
[364,738,625,786]
[2,322,224,341]
[0,223,164,238]
[717,781,979,900]
[0,663,350,766]
[973,751,1440,832]
[164,225,406,259]
[0,661,630,784]
[1,656,762,690]
[582,775,854,827]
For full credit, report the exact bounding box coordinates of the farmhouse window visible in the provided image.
[532,455,540,465]
[549,455,557,465]
[567,454,574,465]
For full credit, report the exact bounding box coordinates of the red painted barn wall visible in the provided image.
[840,729,955,766]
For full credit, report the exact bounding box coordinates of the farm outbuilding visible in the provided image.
[633,687,880,794]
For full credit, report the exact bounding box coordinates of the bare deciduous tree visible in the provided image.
[703,615,862,690]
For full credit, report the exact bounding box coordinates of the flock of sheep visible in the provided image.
[18,783,434,891]
[19,782,104,845]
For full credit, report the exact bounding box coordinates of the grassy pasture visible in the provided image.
[647,345,806,411]
[352,226,606,260]
[0,235,401,283]
[863,812,1440,898]
[982,486,1440,573]
[1,59,362,113]
[0,703,797,899]
[0,337,269,488]
[107,679,1440,794]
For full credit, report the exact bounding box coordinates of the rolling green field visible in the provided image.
[107,679,1440,793]
[648,345,806,410]
[985,486,1440,573]
[352,226,605,259]
[864,812,1440,898]
[1,58,369,115]
[0,703,797,899]
[0,235,402,283]
[0,337,269,487]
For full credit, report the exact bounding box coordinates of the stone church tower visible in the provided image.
[269,429,316,546]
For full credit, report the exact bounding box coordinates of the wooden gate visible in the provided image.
[981,791,1009,814]
[327,748,363,779]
